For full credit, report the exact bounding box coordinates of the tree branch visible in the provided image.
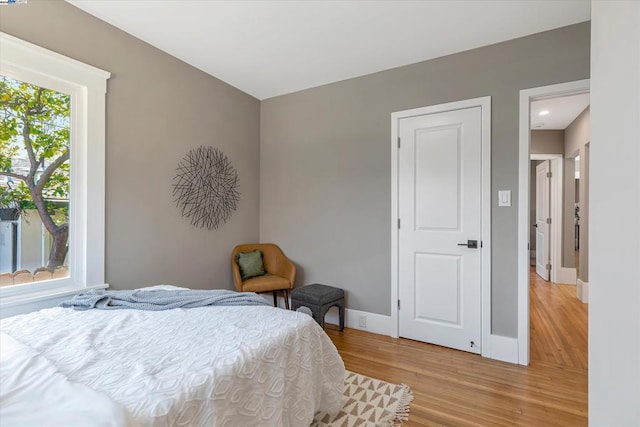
[28,183,60,236]
[0,171,27,181]
[21,117,39,178]
[35,151,69,191]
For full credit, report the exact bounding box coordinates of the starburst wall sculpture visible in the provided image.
[172,146,239,230]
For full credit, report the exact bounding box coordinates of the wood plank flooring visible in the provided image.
[325,269,588,426]
[529,269,588,369]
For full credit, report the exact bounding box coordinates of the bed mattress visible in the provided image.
[0,304,345,426]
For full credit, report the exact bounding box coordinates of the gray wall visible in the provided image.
[565,107,590,156]
[0,1,261,290]
[531,130,565,155]
[564,107,590,280]
[260,23,590,336]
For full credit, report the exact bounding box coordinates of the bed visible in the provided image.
[0,287,345,426]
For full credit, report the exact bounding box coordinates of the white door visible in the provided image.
[535,161,550,281]
[398,106,482,354]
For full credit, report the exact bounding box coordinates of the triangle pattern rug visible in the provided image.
[312,370,413,427]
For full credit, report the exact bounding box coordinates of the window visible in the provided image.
[0,32,110,316]
[1,76,71,280]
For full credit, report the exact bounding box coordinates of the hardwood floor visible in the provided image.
[325,269,588,426]
[529,268,587,369]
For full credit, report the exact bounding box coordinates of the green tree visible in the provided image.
[0,76,70,271]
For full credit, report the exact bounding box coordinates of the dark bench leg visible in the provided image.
[291,299,344,332]
[318,301,345,331]
[291,300,322,325]
[310,304,323,328]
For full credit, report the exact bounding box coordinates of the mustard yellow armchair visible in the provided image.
[231,243,296,309]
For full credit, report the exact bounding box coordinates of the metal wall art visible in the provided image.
[172,146,239,230]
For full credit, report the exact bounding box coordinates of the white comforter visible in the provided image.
[0,305,345,426]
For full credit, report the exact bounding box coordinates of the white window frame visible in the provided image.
[0,32,110,317]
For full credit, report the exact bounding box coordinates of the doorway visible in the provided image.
[518,79,590,365]
[533,158,550,280]
[529,154,565,283]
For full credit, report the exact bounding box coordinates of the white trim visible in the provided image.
[0,32,110,315]
[324,307,393,336]
[557,267,577,285]
[0,283,108,319]
[518,79,590,365]
[480,97,492,359]
[577,279,588,303]
[272,294,394,336]
[390,110,399,339]
[482,334,519,364]
[530,153,562,160]
[391,96,491,355]
[0,32,109,81]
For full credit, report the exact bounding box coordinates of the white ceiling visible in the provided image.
[531,93,590,130]
[66,0,590,100]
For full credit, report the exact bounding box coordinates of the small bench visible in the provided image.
[291,284,344,331]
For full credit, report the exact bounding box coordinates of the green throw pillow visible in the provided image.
[236,250,266,280]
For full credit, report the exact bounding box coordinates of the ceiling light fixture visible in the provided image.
[539,110,550,116]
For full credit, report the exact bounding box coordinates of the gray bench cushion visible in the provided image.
[291,284,344,305]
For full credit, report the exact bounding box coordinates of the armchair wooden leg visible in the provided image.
[273,292,278,307]
[283,289,289,310]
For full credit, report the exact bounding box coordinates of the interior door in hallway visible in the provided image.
[398,106,483,354]
[535,160,551,281]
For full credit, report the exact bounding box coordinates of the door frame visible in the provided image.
[518,79,590,365]
[391,96,491,357]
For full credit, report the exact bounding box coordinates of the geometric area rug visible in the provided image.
[311,370,414,426]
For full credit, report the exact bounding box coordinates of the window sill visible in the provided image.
[0,283,108,319]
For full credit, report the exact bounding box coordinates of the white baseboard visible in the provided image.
[577,279,589,303]
[278,296,519,364]
[324,306,393,336]
[556,267,577,285]
[326,307,520,365]
[272,295,393,336]
[482,334,519,364]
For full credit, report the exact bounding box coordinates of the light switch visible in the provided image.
[498,190,511,207]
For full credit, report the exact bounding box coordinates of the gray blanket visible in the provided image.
[59,289,271,311]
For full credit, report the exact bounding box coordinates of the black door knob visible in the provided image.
[457,240,478,249]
